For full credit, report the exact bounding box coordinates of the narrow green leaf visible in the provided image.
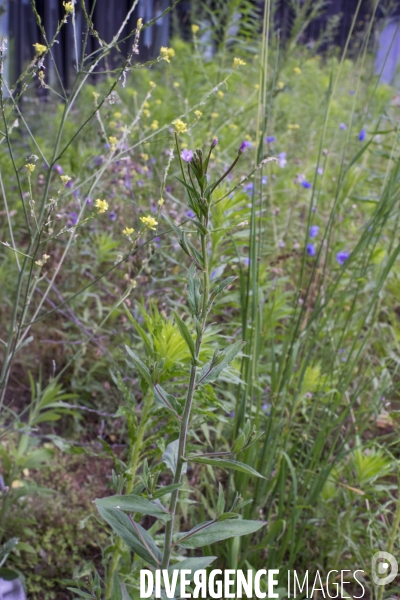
[95,494,170,521]
[125,346,153,386]
[163,440,187,477]
[172,311,195,360]
[217,482,225,517]
[96,505,162,566]
[197,340,245,385]
[188,456,265,479]
[152,483,183,499]
[175,519,266,548]
[66,588,94,599]
[154,384,182,416]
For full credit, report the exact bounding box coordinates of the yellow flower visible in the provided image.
[95,199,109,213]
[137,17,143,29]
[229,123,238,130]
[191,24,200,34]
[26,163,35,173]
[122,227,134,236]
[254,84,260,90]
[173,82,180,89]
[288,123,300,130]
[217,90,224,99]
[158,198,164,206]
[60,175,71,185]
[211,112,219,118]
[108,136,118,150]
[140,215,158,230]
[33,43,47,56]
[63,1,74,14]
[172,119,188,133]
[194,110,202,119]
[233,57,246,68]
[151,120,159,130]
[293,67,302,75]
[144,101,150,108]
[155,99,162,105]
[113,111,122,118]
[160,46,175,63]
[143,109,151,118]
[11,480,23,489]
[140,153,149,161]
[35,253,50,267]
[277,81,285,89]
[149,81,156,88]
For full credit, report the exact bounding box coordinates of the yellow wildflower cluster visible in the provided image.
[137,18,143,29]
[217,90,224,99]
[26,163,35,174]
[172,119,188,133]
[140,215,158,230]
[173,82,180,88]
[160,46,175,63]
[155,99,162,105]
[293,67,302,75]
[158,198,164,206]
[191,24,200,34]
[194,110,202,119]
[60,175,71,185]
[211,112,219,119]
[108,136,118,150]
[233,57,246,68]
[122,227,134,236]
[143,109,151,118]
[63,1,74,14]
[151,120,159,130]
[288,123,300,130]
[35,253,50,267]
[277,81,285,90]
[149,81,156,88]
[95,199,109,213]
[33,43,47,56]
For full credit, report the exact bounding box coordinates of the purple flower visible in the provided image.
[336,250,349,265]
[278,152,287,168]
[301,180,312,189]
[266,136,276,143]
[309,225,319,238]
[210,269,217,280]
[349,90,355,95]
[262,175,268,185]
[109,211,117,221]
[185,210,195,218]
[53,164,64,175]
[340,123,347,130]
[359,129,365,142]
[212,138,218,147]
[85,197,93,206]
[242,257,250,266]
[239,140,252,153]
[68,211,78,226]
[244,182,254,194]
[181,149,193,163]
[317,167,323,175]
[262,402,271,415]
[307,243,316,256]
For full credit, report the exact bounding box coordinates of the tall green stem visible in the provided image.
[161,218,209,570]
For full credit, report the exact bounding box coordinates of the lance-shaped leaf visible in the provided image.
[175,519,266,549]
[187,456,265,479]
[172,311,196,361]
[197,340,245,385]
[163,214,204,268]
[163,439,187,477]
[94,494,170,521]
[154,384,182,417]
[187,266,202,317]
[169,556,217,598]
[97,505,162,566]
[152,483,183,499]
[208,276,236,310]
[125,346,153,386]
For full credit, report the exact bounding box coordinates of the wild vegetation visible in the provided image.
[0,1,400,598]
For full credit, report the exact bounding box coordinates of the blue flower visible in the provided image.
[278,152,287,168]
[309,225,319,238]
[242,257,250,266]
[244,182,254,194]
[262,175,268,185]
[336,250,349,265]
[340,123,347,130]
[239,140,252,153]
[307,243,316,256]
[68,211,78,226]
[359,129,365,142]
[266,136,276,143]
[109,211,117,221]
[301,180,312,189]
[185,210,195,218]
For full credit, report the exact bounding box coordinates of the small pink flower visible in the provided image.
[181,149,194,162]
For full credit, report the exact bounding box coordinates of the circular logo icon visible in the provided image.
[371,552,398,586]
